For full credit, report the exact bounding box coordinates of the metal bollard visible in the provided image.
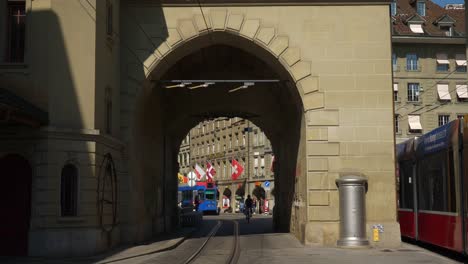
[336,175,369,247]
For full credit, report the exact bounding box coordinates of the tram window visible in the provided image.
[399,161,414,209]
[418,151,456,213]
[205,190,215,200]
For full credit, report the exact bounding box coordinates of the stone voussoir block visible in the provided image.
[268,36,289,57]
[210,9,227,30]
[255,27,275,46]
[290,61,311,82]
[281,47,300,66]
[226,13,244,31]
[194,14,212,32]
[298,76,319,95]
[166,28,183,47]
[303,92,324,111]
[177,19,198,40]
[240,19,260,39]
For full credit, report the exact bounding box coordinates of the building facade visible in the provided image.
[0,0,400,257]
[179,117,275,212]
[392,0,467,143]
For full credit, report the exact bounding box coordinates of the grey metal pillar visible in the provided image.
[336,175,369,247]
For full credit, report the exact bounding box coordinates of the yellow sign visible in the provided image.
[373,228,379,242]
[178,173,185,184]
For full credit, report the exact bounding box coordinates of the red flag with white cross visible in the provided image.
[206,162,216,180]
[231,159,244,180]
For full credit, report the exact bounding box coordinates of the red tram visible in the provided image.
[396,116,468,253]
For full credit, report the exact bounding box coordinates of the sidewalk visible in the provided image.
[0,227,196,264]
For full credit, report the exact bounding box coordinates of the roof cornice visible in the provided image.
[392,35,465,44]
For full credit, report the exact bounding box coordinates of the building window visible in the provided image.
[436,53,449,72]
[61,164,78,216]
[456,64,467,72]
[458,114,465,119]
[395,115,400,133]
[406,54,418,71]
[441,26,453,37]
[417,1,426,16]
[437,63,449,72]
[407,83,420,102]
[391,0,397,16]
[106,0,113,37]
[455,54,466,72]
[438,115,450,127]
[394,91,398,102]
[5,0,26,63]
[392,53,398,71]
[243,135,246,146]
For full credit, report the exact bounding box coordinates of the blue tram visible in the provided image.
[178,182,220,215]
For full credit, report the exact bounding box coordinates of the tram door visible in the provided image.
[0,155,32,256]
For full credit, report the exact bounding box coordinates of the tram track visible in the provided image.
[182,220,240,264]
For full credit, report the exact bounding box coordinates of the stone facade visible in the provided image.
[0,0,400,257]
[392,0,467,143]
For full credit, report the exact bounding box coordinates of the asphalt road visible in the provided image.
[1,214,462,264]
[112,214,462,264]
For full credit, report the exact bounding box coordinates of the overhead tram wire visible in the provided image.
[77,0,150,73]
[396,82,467,125]
[395,63,466,112]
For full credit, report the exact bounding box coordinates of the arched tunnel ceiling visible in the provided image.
[152,44,303,151]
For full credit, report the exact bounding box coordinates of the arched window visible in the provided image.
[61,164,78,216]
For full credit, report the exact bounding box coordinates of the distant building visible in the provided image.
[445,4,464,10]
[391,0,467,142]
[178,117,275,212]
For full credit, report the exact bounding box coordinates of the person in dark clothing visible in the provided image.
[194,195,200,211]
[245,195,253,216]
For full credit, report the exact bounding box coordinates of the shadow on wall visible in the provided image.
[118,0,171,245]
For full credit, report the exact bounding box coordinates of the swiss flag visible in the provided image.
[231,159,244,180]
[194,164,206,180]
[206,162,216,180]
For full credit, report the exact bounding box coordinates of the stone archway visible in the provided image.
[121,11,318,243]
[120,6,399,248]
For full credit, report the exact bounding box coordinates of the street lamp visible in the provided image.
[243,122,253,197]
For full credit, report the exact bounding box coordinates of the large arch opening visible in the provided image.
[127,32,306,242]
[177,117,276,215]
